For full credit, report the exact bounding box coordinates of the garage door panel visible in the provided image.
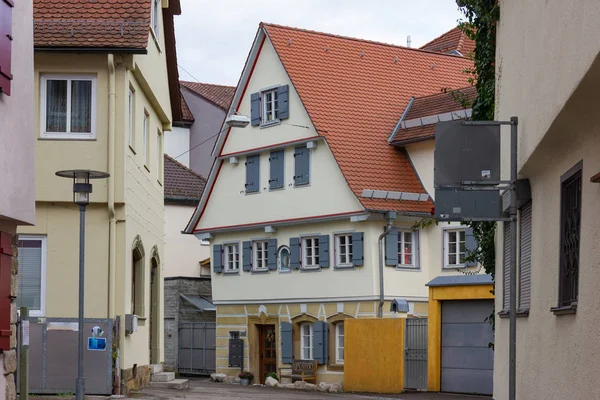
[441,323,493,347]
[441,300,492,323]
[441,367,493,395]
[441,346,494,370]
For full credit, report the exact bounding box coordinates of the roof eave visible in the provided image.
[34,46,148,54]
[390,135,435,147]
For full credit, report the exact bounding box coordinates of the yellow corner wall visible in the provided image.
[345,318,405,394]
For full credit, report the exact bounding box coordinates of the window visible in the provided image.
[398,231,415,268]
[301,323,313,360]
[17,235,46,317]
[250,85,289,126]
[335,323,344,364]
[302,237,320,269]
[151,0,160,40]
[224,243,239,272]
[128,87,135,149]
[558,161,582,308]
[278,246,291,272]
[41,75,97,139]
[143,111,149,167]
[132,245,145,317]
[444,229,466,268]
[335,234,353,267]
[157,129,163,182]
[262,88,279,124]
[253,240,269,271]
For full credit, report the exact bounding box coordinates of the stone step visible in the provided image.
[149,378,189,390]
[150,364,163,374]
[151,371,175,382]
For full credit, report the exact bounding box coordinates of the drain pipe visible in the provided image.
[378,212,396,318]
[107,54,117,319]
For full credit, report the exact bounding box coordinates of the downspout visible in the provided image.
[377,212,395,318]
[108,54,117,319]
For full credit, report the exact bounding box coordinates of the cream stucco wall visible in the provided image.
[165,204,209,277]
[405,141,435,199]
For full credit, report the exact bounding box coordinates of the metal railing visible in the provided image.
[34,19,148,38]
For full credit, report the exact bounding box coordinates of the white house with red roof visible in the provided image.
[183,23,483,387]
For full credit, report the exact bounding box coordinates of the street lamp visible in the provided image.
[55,169,110,400]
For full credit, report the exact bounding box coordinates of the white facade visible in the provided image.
[165,126,190,167]
[164,204,209,277]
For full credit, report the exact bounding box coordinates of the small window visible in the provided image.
[335,234,353,268]
[302,237,320,269]
[143,111,149,168]
[253,240,269,271]
[41,75,97,139]
[300,323,313,360]
[336,322,344,364]
[128,87,135,149]
[261,88,279,125]
[151,0,160,40]
[224,243,239,273]
[278,245,291,272]
[444,229,466,268]
[17,235,47,317]
[157,129,163,182]
[398,231,416,268]
[132,245,145,317]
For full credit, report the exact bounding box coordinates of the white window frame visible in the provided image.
[261,88,279,126]
[300,322,313,360]
[40,74,97,140]
[128,87,135,149]
[252,240,269,271]
[224,243,239,273]
[151,0,161,41]
[335,322,344,364]
[17,235,47,317]
[143,111,149,168]
[444,228,467,268]
[398,230,416,268]
[335,234,353,268]
[301,237,320,269]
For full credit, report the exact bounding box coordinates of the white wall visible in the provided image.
[165,126,190,167]
[165,204,209,277]
[405,140,435,199]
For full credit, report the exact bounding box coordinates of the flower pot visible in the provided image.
[240,378,249,386]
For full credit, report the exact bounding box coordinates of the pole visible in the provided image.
[19,307,29,400]
[76,204,86,400]
[509,116,518,400]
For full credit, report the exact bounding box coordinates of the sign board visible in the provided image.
[434,120,501,187]
[435,189,502,221]
[88,337,107,351]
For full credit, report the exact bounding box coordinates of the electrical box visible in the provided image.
[125,314,138,336]
[435,188,502,221]
[434,120,501,187]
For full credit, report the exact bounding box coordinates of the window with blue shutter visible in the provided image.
[290,237,300,269]
[464,227,478,266]
[242,241,252,272]
[318,235,330,268]
[269,150,284,190]
[294,146,310,186]
[352,232,364,266]
[250,92,260,126]
[267,239,278,270]
[245,154,260,193]
[277,85,289,119]
[281,322,293,364]
[313,321,328,364]
[385,227,398,266]
[213,244,223,273]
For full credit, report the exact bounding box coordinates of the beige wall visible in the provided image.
[164,204,209,277]
[0,0,35,225]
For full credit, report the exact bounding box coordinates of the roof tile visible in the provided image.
[420,26,475,56]
[164,154,206,201]
[180,81,235,111]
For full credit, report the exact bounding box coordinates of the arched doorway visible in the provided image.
[150,247,160,364]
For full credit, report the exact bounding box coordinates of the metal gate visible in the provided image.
[405,318,428,389]
[178,322,216,375]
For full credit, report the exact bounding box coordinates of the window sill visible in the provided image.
[223,270,240,275]
[40,134,96,141]
[260,120,281,129]
[498,310,529,318]
[251,269,269,274]
[300,266,321,272]
[396,266,420,272]
[334,264,354,270]
[442,265,466,270]
[551,304,577,315]
[279,269,292,274]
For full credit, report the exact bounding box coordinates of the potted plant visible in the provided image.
[238,371,254,386]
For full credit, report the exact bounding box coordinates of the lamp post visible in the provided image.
[55,169,110,400]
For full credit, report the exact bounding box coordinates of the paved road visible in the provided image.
[134,378,492,400]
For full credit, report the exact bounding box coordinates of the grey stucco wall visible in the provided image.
[181,88,226,178]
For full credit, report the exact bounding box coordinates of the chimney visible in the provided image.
[407,35,412,48]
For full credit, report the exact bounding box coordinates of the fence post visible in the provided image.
[19,307,29,400]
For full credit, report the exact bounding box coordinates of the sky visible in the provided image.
[174,0,465,87]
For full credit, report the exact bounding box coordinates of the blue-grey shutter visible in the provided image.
[269,150,284,190]
[245,155,260,193]
[213,244,223,273]
[518,202,532,310]
[385,227,398,266]
[281,322,293,364]
[250,92,260,126]
[242,241,252,272]
[277,85,289,119]
[414,231,420,269]
[352,232,364,266]
[290,237,300,269]
[465,227,478,266]
[502,222,511,310]
[313,321,328,364]
[268,238,277,270]
[318,235,329,268]
[294,146,309,186]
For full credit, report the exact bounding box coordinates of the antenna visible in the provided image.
[407,35,412,48]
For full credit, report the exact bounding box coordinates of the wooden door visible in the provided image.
[259,325,277,383]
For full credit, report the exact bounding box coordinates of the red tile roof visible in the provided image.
[420,27,475,56]
[392,125,437,146]
[33,0,151,50]
[179,92,194,123]
[262,23,473,213]
[164,155,206,202]
[180,81,235,111]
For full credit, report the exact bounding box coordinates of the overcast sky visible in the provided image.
[174,0,464,87]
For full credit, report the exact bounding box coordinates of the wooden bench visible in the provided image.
[279,359,318,383]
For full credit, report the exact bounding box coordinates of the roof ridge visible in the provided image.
[180,80,235,89]
[420,26,460,50]
[164,154,207,181]
[261,22,469,60]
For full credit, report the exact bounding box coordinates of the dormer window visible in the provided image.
[250,85,289,127]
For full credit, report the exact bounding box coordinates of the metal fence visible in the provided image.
[178,322,216,375]
[405,318,428,390]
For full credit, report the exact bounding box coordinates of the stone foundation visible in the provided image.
[121,364,152,394]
